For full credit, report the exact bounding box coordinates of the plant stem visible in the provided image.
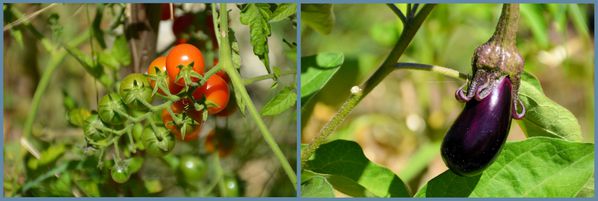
[301,4,436,166]
[218,4,296,187]
[395,62,468,80]
[387,4,407,24]
[490,4,519,48]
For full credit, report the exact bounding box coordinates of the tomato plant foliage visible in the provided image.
[4,2,297,197]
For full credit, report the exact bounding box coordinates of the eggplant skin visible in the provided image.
[441,76,513,177]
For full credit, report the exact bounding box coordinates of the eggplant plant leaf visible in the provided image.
[302,173,335,197]
[300,52,344,104]
[306,140,410,197]
[415,137,594,197]
[517,71,582,141]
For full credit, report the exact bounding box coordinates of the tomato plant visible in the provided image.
[5,2,297,197]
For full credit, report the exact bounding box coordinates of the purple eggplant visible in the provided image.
[441,76,513,177]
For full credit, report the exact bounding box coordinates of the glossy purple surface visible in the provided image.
[441,76,513,176]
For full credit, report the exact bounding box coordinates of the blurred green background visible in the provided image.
[301,4,594,195]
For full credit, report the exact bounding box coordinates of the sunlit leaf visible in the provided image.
[517,72,582,141]
[307,140,410,197]
[415,137,594,197]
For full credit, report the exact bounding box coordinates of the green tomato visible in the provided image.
[179,155,206,182]
[127,157,144,174]
[83,114,110,142]
[221,175,239,197]
[142,126,175,157]
[98,93,127,125]
[119,73,153,110]
[111,163,131,184]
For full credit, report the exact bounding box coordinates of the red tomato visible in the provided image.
[193,74,230,114]
[172,99,203,123]
[161,108,201,141]
[166,44,205,86]
[147,56,183,96]
[214,89,237,117]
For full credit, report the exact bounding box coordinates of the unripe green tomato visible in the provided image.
[68,108,91,127]
[179,155,206,181]
[142,126,175,157]
[221,175,239,197]
[83,114,110,142]
[111,163,131,184]
[128,157,144,174]
[132,123,145,150]
[119,73,153,110]
[98,93,127,125]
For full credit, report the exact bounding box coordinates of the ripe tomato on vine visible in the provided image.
[166,44,205,86]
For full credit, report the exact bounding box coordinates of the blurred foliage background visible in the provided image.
[301,4,593,195]
[4,3,296,197]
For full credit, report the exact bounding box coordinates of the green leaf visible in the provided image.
[111,35,131,66]
[240,3,272,68]
[306,140,410,197]
[302,174,335,197]
[575,173,594,197]
[261,87,297,116]
[301,4,335,35]
[415,137,594,197]
[517,72,582,141]
[270,4,297,22]
[300,52,344,103]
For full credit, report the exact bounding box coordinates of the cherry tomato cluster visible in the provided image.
[80,42,235,184]
[147,43,232,141]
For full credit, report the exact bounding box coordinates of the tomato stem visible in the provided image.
[218,3,297,187]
